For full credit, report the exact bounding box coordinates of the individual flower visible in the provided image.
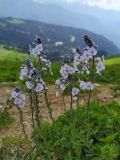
[68,66,75,74]
[60,83,66,92]
[88,47,97,56]
[56,91,59,97]
[60,64,75,79]
[96,60,105,74]
[30,37,43,57]
[73,65,79,72]
[60,66,68,79]
[14,94,26,108]
[55,79,61,86]
[72,87,80,97]
[86,82,94,90]
[11,88,20,99]
[11,88,26,109]
[64,54,70,64]
[35,83,44,92]
[28,68,37,79]
[25,59,33,69]
[19,66,28,80]
[25,81,34,90]
[30,44,43,57]
[79,80,87,90]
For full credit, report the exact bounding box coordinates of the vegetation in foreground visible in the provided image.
[0,110,15,130]
[1,101,120,159]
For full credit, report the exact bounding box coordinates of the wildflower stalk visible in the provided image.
[18,108,28,140]
[29,90,35,129]
[38,56,54,123]
[87,56,95,117]
[86,56,95,138]
[77,93,80,108]
[70,83,73,109]
[62,94,66,112]
[44,91,54,123]
[34,91,41,128]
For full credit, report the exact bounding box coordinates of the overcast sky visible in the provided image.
[33,0,120,11]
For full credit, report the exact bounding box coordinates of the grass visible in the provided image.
[1,101,120,159]
[105,56,120,65]
[0,111,15,130]
[98,56,120,85]
[32,101,120,159]
[0,47,120,85]
[0,48,61,84]
[2,136,27,148]
[7,19,24,25]
[0,48,27,61]
[1,136,29,159]
[0,48,31,83]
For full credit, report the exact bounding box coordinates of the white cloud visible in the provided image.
[33,0,67,5]
[33,0,120,11]
[80,0,120,11]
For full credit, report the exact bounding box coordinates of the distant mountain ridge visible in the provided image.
[0,17,119,60]
[0,0,120,48]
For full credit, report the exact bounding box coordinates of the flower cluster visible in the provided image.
[74,36,105,75]
[79,80,94,90]
[29,36,53,75]
[11,36,53,112]
[19,37,53,94]
[60,63,76,80]
[11,88,26,108]
[20,58,45,93]
[55,35,105,103]
[73,35,105,89]
[55,54,76,93]
[55,54,80,100]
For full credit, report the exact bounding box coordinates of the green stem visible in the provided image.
[38,56,54,123]
[34,91,41,128]
[62,94,66,112]
[70,84,73,109]
[86,56,95,135]
[29,90,35,129]
[77,93,80,108]
[44,91,54,123]
[19,109,28,140]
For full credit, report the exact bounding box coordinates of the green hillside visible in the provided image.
[0,48,120,85]
[100,57,120,85]
[0,48,27,61]
[0,17,119,60]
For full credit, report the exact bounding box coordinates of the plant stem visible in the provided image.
[38,56,54,123]
[19,108,28,140]
[77,93,80,108]
[29,90,35,129]
[86,56,95,133]
[34,91,41,128]
[70,84,73,109]
[44,91,54,123]
[62,94,66,112]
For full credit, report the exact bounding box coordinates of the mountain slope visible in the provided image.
[0,0,120,49]
[0,17,119,60]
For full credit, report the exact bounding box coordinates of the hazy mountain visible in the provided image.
[0,17,119,61]
[0,0,101,29]
[0,0,120,48]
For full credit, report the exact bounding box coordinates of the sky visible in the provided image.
[33,0,120,11]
